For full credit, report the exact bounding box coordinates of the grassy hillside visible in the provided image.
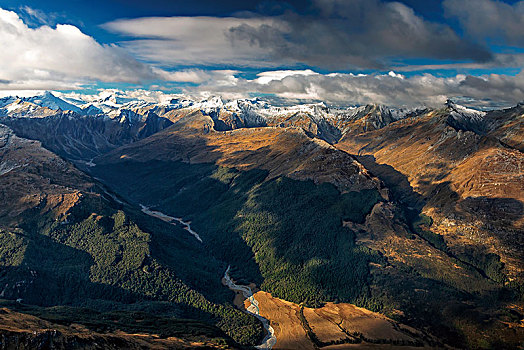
[92,157,524,349]
[3,107,523,349]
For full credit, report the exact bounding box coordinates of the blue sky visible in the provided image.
[0,0,523,107]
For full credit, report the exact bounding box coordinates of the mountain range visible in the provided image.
[0,91,522,349]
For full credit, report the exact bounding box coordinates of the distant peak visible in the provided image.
[205,96,224,104]
[445,99,455,107]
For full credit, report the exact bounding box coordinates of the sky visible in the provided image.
[0,0,523,107]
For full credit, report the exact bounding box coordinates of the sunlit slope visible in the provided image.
[337,105,524,284]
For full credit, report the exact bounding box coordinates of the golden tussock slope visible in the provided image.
[98,110,386,194]
[337,108,524,282]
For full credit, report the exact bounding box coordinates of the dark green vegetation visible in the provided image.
[3,150,521,348]
[92,159,524,349]
[0,299,235,346]
[93,160,383,308]
[0,194,262,346]
[1,103,523,349]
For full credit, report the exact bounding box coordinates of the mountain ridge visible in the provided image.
[0,91,522,348]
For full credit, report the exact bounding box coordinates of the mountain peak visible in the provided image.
[42,90,56,97]
[21,91,81,113]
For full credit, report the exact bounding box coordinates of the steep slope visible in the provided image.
[91,110,387,306]
[337,105,524,284]
[0,303,238,349]
[0,110,173,162]
[24,91,82,113]
[328,104,426,136]
[0,124,263,346]
[0,99,57,118]
[98,109,384,193]
[2,93,523,348]
[333,104,524,349]
[88,109,523,348]
[0,92,426,155]
[187,97,424,144]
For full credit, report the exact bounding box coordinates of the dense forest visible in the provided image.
[93,159,523,349]
[0,156,520,349]
[0,192,262,346]
[93,161,383,307]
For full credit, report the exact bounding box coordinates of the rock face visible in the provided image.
[95,109,386,195]
[0,92,426,163]
[0,110,173,162]
[188,98,426,144]
[0,124,93,227]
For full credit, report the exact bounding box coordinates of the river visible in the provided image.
[139,205,275,348]
[223,266,277,350]
[139,204,203,243]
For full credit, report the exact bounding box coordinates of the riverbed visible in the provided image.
[223,266,277,349]
[139,204,203,243]
[139,204,276,348]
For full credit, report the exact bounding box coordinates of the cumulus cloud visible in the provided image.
[0,8,195,91]
[49,68,524,109]
[254,69,319,84]
[182,69,524,108]
[103,0,492,70]
[4,2,521,108]
[444,0,524,46]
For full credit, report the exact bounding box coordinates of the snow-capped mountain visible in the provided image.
[0,90,429,125]
[0,90,488,147]
[23,91,81,113]
[445,99,488,134]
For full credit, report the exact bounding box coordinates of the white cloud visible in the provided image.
[18,6,57,26]
[0,8,195,91]
[103,0,492,70]
[0,89,45,98]
[182,69,524,108]
[387,71,405,79]
[1,4,520,108]
[46,68,524,109]
[255,70,319,84]
[152,69,210,84]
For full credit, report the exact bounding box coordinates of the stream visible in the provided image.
[139,204,275,348]
[223,266,277,350]
[139,204,203,243]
